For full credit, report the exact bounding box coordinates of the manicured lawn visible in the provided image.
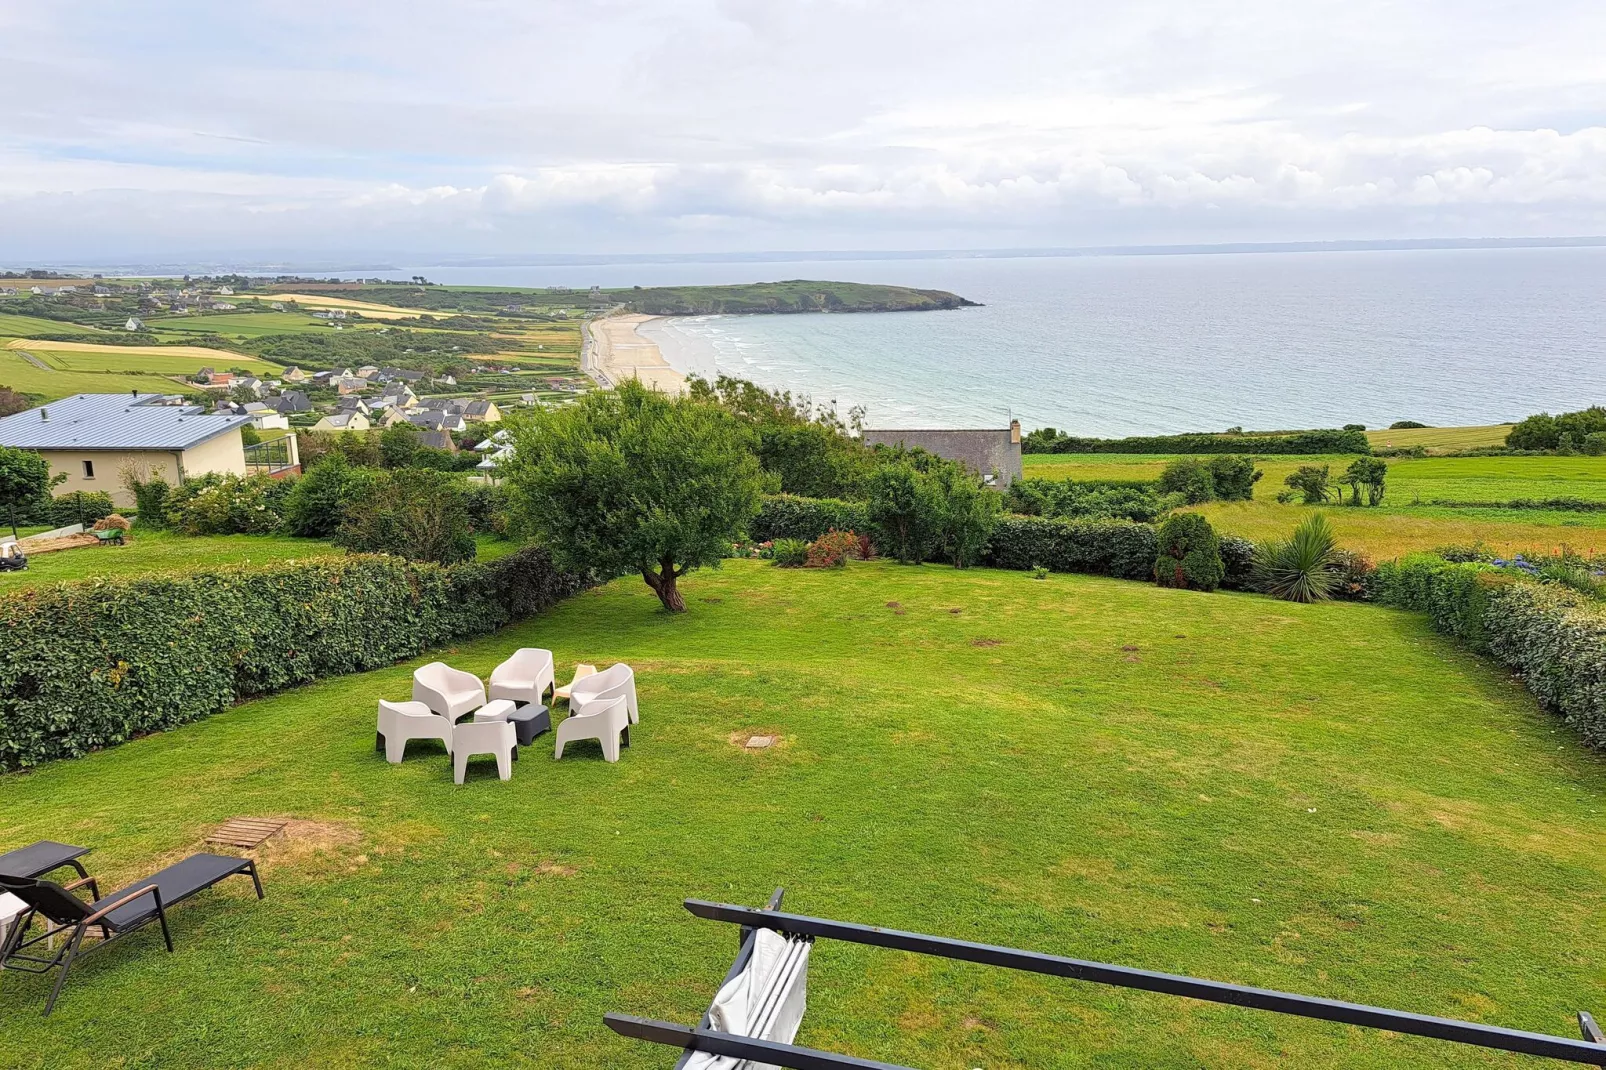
[1024,453,1606,557]
[2,561,1602,1067]
[0,530,343,588]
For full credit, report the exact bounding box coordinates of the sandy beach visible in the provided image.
[583,313,685,394]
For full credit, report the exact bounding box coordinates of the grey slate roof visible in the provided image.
[860,425,1024,488]
[0,393,252,451]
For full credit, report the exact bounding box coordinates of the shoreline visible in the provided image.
[581,313,685,395]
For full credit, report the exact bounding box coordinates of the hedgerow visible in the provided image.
[0,547,580,769]
[982,515,1158,580]
[1374,555,1606,747]
[1024,428,1371,455]
[750,494,870,542]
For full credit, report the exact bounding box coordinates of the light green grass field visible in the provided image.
[1024,453,1606,556]
[26,348,278,377]
[148,312,368,338]
[0,349,184,399]
[0,313,101,337]
[1,561,1602,1067]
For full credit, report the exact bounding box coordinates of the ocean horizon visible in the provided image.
[375,246,1602,437]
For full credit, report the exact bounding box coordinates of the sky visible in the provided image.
[2,0,1604,262]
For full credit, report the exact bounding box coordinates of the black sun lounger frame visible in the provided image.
[0,852,263,1016]
[606,892,1606,1068]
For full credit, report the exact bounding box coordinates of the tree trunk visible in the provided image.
[641,556,687,612]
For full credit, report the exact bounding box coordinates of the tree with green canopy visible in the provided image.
[503,380,763,612]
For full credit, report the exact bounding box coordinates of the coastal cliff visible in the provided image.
[613,280,979,315]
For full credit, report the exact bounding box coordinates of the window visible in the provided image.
[82,460,95,479]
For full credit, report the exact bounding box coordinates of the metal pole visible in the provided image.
[684,900,1606,1066]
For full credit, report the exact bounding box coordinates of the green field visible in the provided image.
[0,349,185,400]
[0,561,1601,1067]
[149,312,375,338]
[1023,453,1606,557]
[24,346,279,377]
[0,313,101,337]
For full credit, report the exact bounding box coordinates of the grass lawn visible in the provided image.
[2,561,1602,1067]
[1024,453,1606,557]
[0,530,343,589]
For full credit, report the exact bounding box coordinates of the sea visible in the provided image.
[386,247,1606,436]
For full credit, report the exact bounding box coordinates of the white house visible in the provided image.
[312,411,371,433]
[124,317,144,331]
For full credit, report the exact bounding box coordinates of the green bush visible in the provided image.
[983,515,1158,580]
[1389,420,1429,430]
[1372,554,1508,645]
[126,473,173,528]
[771,538,809,567]
[42,491,117,529]
[0,547,581,769]
[1219,534,1257,590]
[1207,456,1262,501]
[168,473,289,535]
[750,495,870,542]
[336,468,476,564]
[282,455,360,537]
[866,463,941,564]
[1154,513,1224,591]
[1002,478,1166,522]
[1157,458,1216,504]
[1506,407,1606,452]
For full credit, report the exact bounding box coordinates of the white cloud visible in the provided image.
[1,0,1603,258]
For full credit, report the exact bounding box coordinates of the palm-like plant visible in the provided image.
[1253,512,1340,602]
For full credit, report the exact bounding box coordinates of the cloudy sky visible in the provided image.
[2,0,1603,261]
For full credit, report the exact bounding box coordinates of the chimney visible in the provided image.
[1009,419,1020,444]
[40,408,48,422]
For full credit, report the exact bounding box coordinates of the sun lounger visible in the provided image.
[0,852,263,1015]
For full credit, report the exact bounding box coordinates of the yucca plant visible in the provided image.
[1253,512,1340,602]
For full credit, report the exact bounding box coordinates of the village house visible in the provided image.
[462,399,502,423]
[265,390,312,414]
[406,410,466,434]
[124,317,144,331]
[860,421,1024,488]
[312,411,371,433]
[281,366,308,382]
[0,393,253,507]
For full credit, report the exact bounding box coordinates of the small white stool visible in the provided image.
[553,664,598,702]
[472,698,518,723]
[452,719,516,784]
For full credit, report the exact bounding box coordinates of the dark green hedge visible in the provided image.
[982,515,1158,580]
[0,547,580,769]
[1027,429,1372,455]
[750,494,870,542]
[1373,555,1606,748]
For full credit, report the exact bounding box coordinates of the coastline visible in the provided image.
[581,313,685,395]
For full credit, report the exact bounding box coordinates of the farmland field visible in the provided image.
[12,342,279,377]
[1023,452,1606,556]
[1363,424,1512,452]
[0,348,185,399]
[258,293,425,318]
[1,560,1603,1067]
[0,312,101,337]
[149,312,374,338]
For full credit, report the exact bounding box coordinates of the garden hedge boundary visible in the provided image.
[0,546,581,769]
[1027,428,1372,455]
[981,515,1158,580]
[751,495,871,542]
[1374,555,1606,748]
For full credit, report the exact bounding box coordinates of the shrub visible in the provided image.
[805,529,858,568]
[0,547,581,769]
[1154,513,1224,591]
[1207,456,1262,501]
[1284,464,1333,504]
[1583,432,1606,457]
[771,538,809,567]
[1390,420,1429,430]
[336,467,476,564]
[1506,407,1606,452]
[1329,549,1377,601]
[282,454,360,537]
[44,491,116,529]
[983,516,1158,580]
[462,482,509,536]
[1002,478,1166,522]
[930,465,1000,568]
[1219,534,1257,591]
[1339,457,1387,506]
[866,463,941,564]
[1342,423,1367,432]
[125,472,173,528]
[168,473,287,535]
[750,495,870,542]
[1157,458,1216,504]
[1253,512,1340,602]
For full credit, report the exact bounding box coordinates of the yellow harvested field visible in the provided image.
[1364,424,1511,452]
[258,294,422,319]
[6,338,244,360]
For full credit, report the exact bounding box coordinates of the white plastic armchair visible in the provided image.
[555,695,629,762]
[376,699,453,763]
[570,663,638,724]
[488,648,555,707]
[412,662,486,721]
